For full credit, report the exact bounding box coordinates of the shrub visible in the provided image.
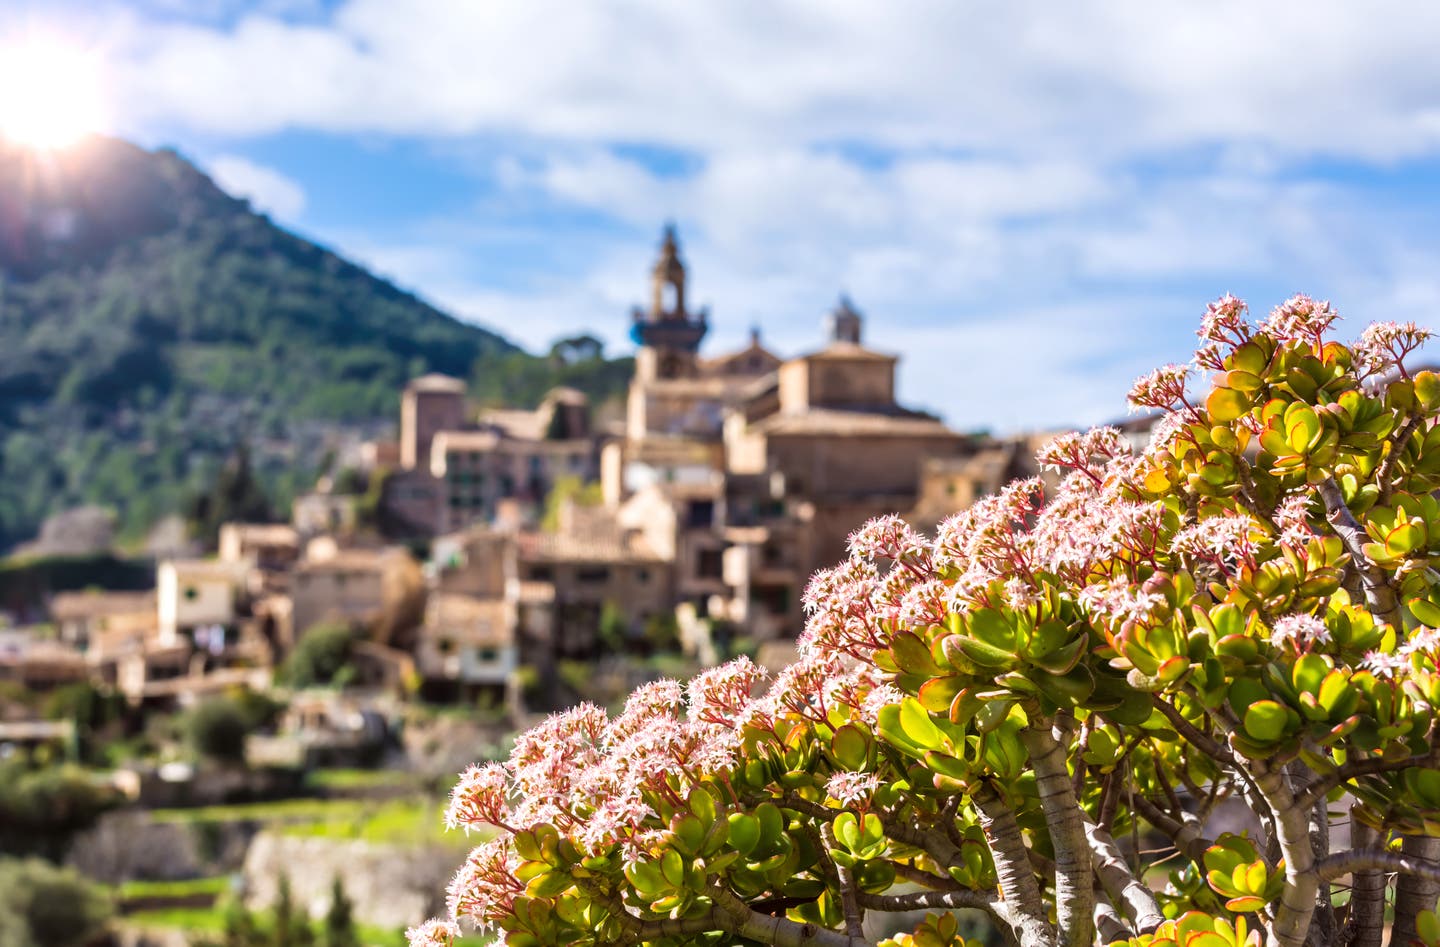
[0,857,111,947]
[281,623,357,689]
[186,697,252,764]
[0,761,119,856]
[322,875,360,947]
[419,301,1440,947]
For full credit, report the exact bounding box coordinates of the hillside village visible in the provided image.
[0,227,1097,724]
[0,227,1158,941]
[4,223,1127,728]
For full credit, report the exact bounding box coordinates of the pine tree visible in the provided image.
[272,872,310,947]
[187,442,276,547]
[322,875,359,947]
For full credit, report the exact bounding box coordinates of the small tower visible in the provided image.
[827,295,863,345]
[651,225,687,318]
[631,224,709,382]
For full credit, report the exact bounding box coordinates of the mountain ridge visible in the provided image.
[0,135,630,548]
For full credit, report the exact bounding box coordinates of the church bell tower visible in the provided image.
[631,224,708,382]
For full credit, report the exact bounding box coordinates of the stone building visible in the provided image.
[400,374,468,471]
[290,544,420,641]
[623,225,778,441]
[406,225,1045,665]
[157,559,247,648]
[430,387,598,534]
[50,590,156,652]
[377,374,602,537]
[586,227,978,640]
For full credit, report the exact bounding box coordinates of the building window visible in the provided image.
[686,500,715,529]
[577,567,609,584]
[697,549,724,579]
[477,647,500,663]
[183,586,199,601]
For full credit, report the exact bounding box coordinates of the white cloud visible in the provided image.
[206,154,307,220]
[89,0,1440,162]
[18,0,1440,430]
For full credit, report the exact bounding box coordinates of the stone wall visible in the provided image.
[242,831,465,931]
[69,811,260,883]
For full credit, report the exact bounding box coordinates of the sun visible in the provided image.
[0,37,105,150]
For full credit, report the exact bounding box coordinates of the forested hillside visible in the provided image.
[0,136,631,549]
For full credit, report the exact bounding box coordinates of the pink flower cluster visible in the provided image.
[1260,294,1341,349]
[1170,515,1258,574]
[1268,614,1331,652]
[1127,364,1191,413]
[405,918,460,947]
[430,647,897,938]
[446,838,524,933]
[1195,293,1251,370]
[826,771,882,808]
[1273,493,1315,553]
[1355,321,1434,379]
[1034,427,1129,480]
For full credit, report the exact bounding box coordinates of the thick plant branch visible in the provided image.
[1318,848,1440,886]
[1343,814,1386,947]
[710,885,869,947]
[856,888,1003,913]
[1084,819,1165,934]
[877,811,966,868]
[1130,794,1211,865]
[887,860,964,891]
[1233,453,1280,532]
[1391,836,1440,947]
[858,887,1025,943]
[1376,411,1424,502]
[821,822,865,939]
[1301,758,1337,947]
[974,785,1054,946]
[1317,476,1402,628]
[1093,890,1133,945]
[1248,761,1318,947]
[1153,696,1237,766]
[1022,722,1095,947]
[1294,747,1440,813]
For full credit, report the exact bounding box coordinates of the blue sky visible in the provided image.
[5,1,1440,432]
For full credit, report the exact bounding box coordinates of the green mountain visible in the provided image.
[0,136,631,549]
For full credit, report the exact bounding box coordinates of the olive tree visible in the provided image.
[414,298,1440,947]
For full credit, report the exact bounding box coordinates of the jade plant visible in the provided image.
[414,297,1440,947]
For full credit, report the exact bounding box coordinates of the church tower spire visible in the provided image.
[650,223,687,318]
[827,295,863,345]
[630,224,708,382]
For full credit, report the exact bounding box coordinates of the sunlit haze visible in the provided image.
[0,36,104,149]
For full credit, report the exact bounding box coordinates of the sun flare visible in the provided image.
[0,38,105,150]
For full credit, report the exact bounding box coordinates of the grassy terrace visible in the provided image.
[122,903,427,946]
[118,775,484,942]
[147,794,470,847]
[304,767,423,793]
[116,875,233,901]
